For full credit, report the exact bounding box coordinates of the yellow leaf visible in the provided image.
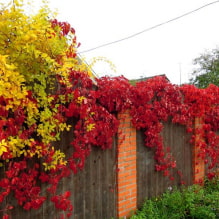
[0,139,8,156]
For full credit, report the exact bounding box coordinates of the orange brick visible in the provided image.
[131,197,137,203]
[130,169,137,175]
[118,205,125,213]
[131,191,137,197]
[118,181,129,188]
[118,211,127,217]
[124,164,135,170]
[125,174,136,181]
[120,199,132,206]
[125,203,136,211]
[118,195,126,202]
[123,156,135,162]
[125,183,136,190]
[118,190,129,196]
[118,171,130,178]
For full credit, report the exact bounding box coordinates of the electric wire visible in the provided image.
[78,1,219,54]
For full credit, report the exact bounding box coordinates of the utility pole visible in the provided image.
[179,62,182,85]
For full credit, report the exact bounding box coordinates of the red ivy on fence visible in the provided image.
[0,19,219,219]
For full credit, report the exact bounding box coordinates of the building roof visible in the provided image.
[129,74,169,85]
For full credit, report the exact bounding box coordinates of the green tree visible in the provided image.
[190,48,219,88]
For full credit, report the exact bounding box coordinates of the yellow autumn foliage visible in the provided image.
[0,55,27,109]
[0,0,95,170]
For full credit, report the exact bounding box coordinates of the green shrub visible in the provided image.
[131,177,219,219]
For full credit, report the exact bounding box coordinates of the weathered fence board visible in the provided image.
[137,121,193,208]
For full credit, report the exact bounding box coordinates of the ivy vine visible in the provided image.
[0,1,218,218]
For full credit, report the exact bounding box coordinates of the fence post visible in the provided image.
[193,117,205,184]
[117,111,137,218]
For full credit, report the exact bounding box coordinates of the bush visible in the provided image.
[131,177,219,219]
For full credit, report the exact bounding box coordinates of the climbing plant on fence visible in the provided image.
[0,1,118,218]
[98,76,219,182]
[0,1,218,218]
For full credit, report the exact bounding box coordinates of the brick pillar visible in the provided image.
[193,117,205,184]
[117,111,137,218]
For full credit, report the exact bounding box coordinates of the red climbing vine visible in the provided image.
[0,1,218,218]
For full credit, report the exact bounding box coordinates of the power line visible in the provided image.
[78,1,219,54]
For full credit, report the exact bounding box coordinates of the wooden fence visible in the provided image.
[1,112,218,219]
[137,121,193,207]
[3,128,117,219]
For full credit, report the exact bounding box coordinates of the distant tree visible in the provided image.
[190,48,219,88]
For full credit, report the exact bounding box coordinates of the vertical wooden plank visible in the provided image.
[86,151,94,219]
[72,167,85,219]
[91,151,97,217]
[101,147,109,219]
[109,140,118,217]
[97,153,103,219]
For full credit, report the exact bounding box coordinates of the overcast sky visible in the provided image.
[4,0,219,84]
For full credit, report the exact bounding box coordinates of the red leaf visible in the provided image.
[3,214,9,219]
